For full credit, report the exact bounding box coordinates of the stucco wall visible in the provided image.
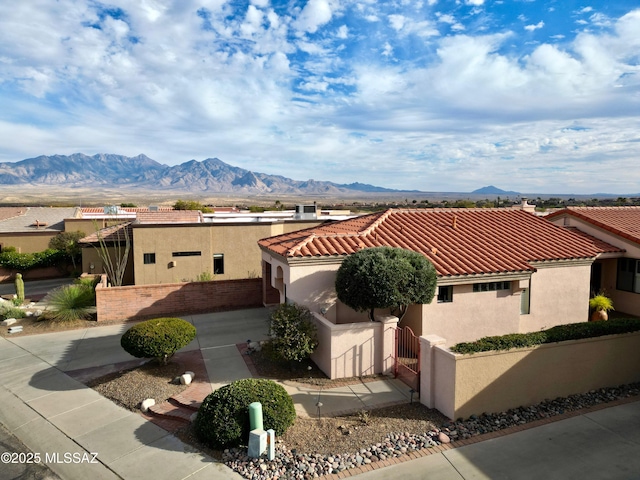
[132,221,325,286]
[0,233,57,253]
[310,312,397,379]
[421,332,640,420]
[522,263,592,332]
[420,283,522,346]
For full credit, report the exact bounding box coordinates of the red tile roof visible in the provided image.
[546,207,640,246]
[259,209,622,277]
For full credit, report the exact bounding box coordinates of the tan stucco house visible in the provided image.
[259,208,622,379]
[0,207,81,253]
[80,209,335,286]
[547,206,640,318]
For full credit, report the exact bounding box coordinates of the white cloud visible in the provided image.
[524,21,544,32]
[388,14,406,31]
[337,24,348,39]
[294,0,334,34]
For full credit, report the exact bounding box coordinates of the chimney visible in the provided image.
[452,215,458,229]
[518,197,536,213]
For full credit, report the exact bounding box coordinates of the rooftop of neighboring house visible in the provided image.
[259,208,623,277]
[546,206,640,246]
[78,222,133,244]
[0,207,81,233]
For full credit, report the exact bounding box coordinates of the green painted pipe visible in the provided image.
[249,402,263,431]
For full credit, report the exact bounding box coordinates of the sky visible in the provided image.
[1,1,639,195]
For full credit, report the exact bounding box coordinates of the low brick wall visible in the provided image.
[96,276,265,322]
[0,266,66,283]
[420,331,640,420]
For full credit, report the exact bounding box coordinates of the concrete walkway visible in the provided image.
[1,308,638,480]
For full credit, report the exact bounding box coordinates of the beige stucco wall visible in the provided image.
[0,233,57,253]
[311,312,397,379]
[422,331,640,420]
[420,283,522,346]
[132,220,325,285]
[522,263,592,332]
[81,246,134,285]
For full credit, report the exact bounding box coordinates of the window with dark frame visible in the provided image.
[617,258,640,294]
[143,253,156,264]
[172,251,201,257]
[473,281,511,292]
[437,285,453,303]
[213,253,224,274]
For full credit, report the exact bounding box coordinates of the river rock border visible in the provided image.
[223,382,640,480]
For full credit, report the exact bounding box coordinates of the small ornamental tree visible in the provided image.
[335,246,437,321]
[121,317,196,364]
[48,231,85,270]
[268,303,318,362]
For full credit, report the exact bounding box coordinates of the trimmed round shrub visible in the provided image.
[194,378,295,449]
[120,317,196,364]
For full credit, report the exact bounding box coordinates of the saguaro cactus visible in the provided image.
[14,273,24,303]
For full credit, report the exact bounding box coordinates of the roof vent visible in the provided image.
[452,215,458,229]
[103,205,118,215]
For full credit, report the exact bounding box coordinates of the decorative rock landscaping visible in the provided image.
[222,382,640,480]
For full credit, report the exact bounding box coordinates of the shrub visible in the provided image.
[43,284,96,322]
[120,317,196,364]
[268,303,318,363]
[0,249,66,271]
[451,318,640,354]
[0,305,26,320]
[194,378,295,449]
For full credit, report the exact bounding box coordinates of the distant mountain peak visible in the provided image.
[0,153,416,195]
[472,185,520,195]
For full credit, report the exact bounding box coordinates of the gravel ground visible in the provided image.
[87,361,189,410]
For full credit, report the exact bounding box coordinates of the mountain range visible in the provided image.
[0,153,419,195]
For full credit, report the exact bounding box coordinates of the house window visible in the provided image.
[143,253,156,264]
[437,286,453,303]
[473,281,511,292]
[213,254,224,274]
[617,258,640,294]
[172,251,201,257]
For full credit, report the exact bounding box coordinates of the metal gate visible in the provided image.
[394,326,420,392]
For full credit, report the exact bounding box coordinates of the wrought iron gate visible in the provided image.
[394,326,420,392]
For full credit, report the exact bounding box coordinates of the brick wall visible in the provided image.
[0,266,66,283]
[96,276,265,322]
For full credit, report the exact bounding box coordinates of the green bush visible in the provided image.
[451,318,640,354]
[43,284,96,322]
[194,378,295,449]
[120,317,196,364]
[0,305,26,320]
[0,249,66,271]
[268,303,318,362]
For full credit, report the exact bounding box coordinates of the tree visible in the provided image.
[48,231,85,270]
[173,199,212,212]
[335,246,437,321]
[93,221,130,287]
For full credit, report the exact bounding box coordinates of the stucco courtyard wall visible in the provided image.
[420,331,640,420]
[311,312,398,379]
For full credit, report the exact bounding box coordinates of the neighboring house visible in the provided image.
[80,206,345,285]
[259,208,622,378]
[547,206,640,317]
[0,207,81,253]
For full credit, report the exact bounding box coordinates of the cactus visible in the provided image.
[14,273,24,303]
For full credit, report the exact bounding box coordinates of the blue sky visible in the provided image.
[1,1,639,194]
